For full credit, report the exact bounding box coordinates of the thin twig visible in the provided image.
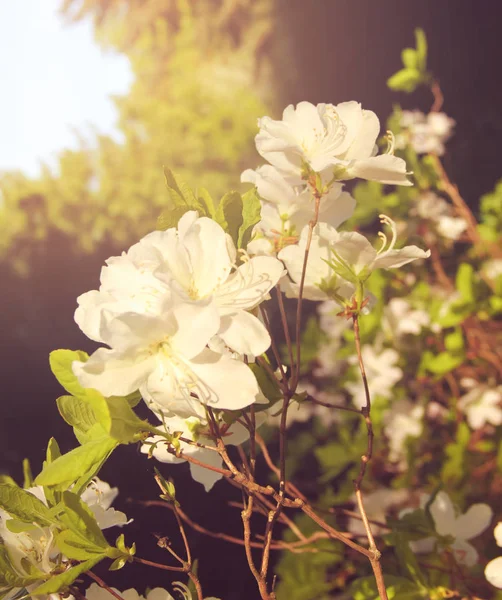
[276,283,295,372]
[133,556,185,572]
[351,315,388,600]
[85,571,126,600]
[291,194,322,391]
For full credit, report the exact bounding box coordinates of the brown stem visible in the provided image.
[351,315,388,600]
[307,394,363,415]
[431,155,481,247]
[260,304,288,389]
[291,194,322,391]
[85,571,126,600]
[133,556,185,572]
[242,495,271,599]
[430,79,444,112]
[276,283,295,372]
[187,572,204,600]
[301,503,372,558]
[352,316,374,489]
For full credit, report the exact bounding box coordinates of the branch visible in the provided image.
[85,571,126,600]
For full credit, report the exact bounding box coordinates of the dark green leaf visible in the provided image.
[30,556,104,595]
[0,484,54,526]
[215,191,243,248]
[238,188,261,249]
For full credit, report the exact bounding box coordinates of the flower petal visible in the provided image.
[169,297,220,359]
[188,448,225,492]
[188,348,260,410]
[346,154,413,186]
[429,491,457,536]
[495,522,502,547]
[181,216,234,297]
[73,348,156,397]
[373,246,431,270]
[216,256,285,311]
[342,107,380,160]
[219,310,271,356]
[485,556,502,588]
[455,503,493,541]
[451,539,478,567]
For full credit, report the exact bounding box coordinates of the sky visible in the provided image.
[0,1,132,176]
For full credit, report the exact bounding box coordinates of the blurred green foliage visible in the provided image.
[0,0,277,274]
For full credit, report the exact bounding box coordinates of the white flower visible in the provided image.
[86,583,175,600]
[80,478,131,529]
[348,488,409,537]
[407,491,492,567]
[255,101,412,185]
[75,239,171,342]
[458,379,502,429]
[383,298,430,338]
[326,215,430,282]
[485,522,502,589]
[314,301,351,377]
[397,110,455,156]
[141,415,251,491]
[77,212,285,358]
[383,399,424,465]
[278,222,355,301]
[242,165,356,233]
[414,192,467,241]
[436,215,468,240]
[73,293,262,416]
[0,489,63,600]
[483,259,502,282]
[346,346,403,409]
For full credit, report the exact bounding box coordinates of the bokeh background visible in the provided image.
[1,1,501,597]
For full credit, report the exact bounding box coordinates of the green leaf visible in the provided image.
[55,530,108,561]
[35,437,118,488]
[50,351,148,444]
[0,484,55,525]
[248,362,282,407]
[415,28,428,71]
[442,422,470,483]
[497,441,502,472]
[57,395,99,439]
[58,491,109,549]
[421,350,464,375]
[105,395,151,443]
[30,555,104,596]
[387,68,422,93]
[393,535,427,586]
[401,48,418,69]
[157,205,192,231]
[444,328,464,352]
[351,574,427,599]
[49,350,112,431]
[22,459,33,489]
[0,475,17,486]
[387,509,435,542]
[0,544,40,587]
[237,188,261,249]
[197,187,216,217]
[455,263,475,303]
[215,191,243,247]
[46,437,61,464]
[164,168,199,210]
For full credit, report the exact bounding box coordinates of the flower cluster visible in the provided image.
[396,110,455,156]
[0,479,128,600]
[73,212,283,417]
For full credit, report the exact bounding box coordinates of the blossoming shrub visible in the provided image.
[1,28,501,600]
